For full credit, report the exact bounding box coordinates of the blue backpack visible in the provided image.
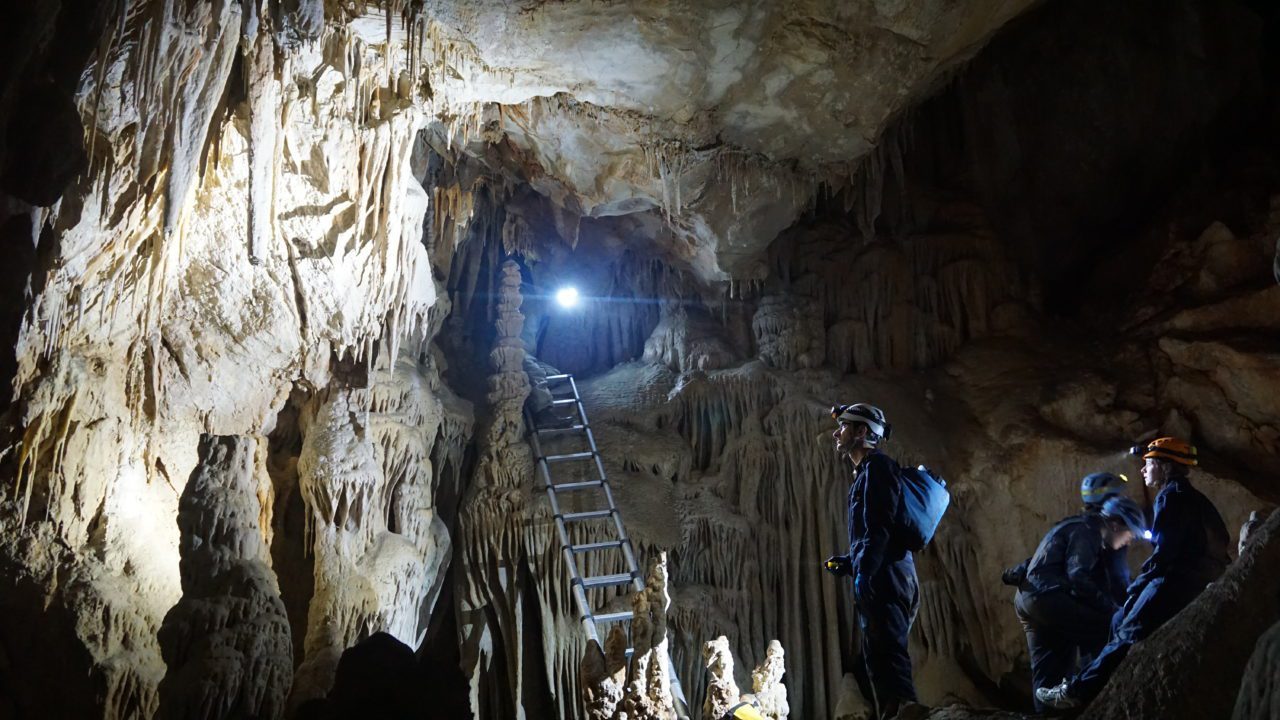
[897,465,950,551]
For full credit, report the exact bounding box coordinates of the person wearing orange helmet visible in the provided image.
[1037,437,1231,710]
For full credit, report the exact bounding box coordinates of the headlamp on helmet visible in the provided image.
[830,403,892,443]
[1130,437,1198,467]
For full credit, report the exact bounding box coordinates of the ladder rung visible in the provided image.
[592,610,634,623]
[536,424,587,434]
[544,451,594,462]
[571,540,624,553]
[625,648,635,658]
[580,573,634,589]
[549,479,604,492]
[550,398,579,406]
[545,374,572,381]
[561,509,614,522]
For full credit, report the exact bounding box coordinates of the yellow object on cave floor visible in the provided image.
[727,701,767,720]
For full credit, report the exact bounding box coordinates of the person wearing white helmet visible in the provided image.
[823,403,918,719]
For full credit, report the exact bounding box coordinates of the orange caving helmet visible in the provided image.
[1130,437,1198,467]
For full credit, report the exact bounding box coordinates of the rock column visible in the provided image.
[457,258,541,716]
[156,434,292,720]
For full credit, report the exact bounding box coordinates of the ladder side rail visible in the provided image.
[529,409,598,632]
[532,381,690,719]
[570,377,645,594]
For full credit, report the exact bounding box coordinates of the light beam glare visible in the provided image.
[555,286,580,309]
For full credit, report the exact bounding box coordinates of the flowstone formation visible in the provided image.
[290,345,467,706]
[157,434,292,720]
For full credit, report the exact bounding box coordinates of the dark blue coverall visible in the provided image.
[1005,510,1129,609]
[841,450,919,716]
[1015,513,1118,712]
[1065,476,1230,701]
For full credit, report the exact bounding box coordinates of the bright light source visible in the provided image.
[1142,530,1153,541]
[555,286,580,309]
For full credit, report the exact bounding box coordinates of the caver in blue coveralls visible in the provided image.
[1015,513,1119,712]
[833,450,919,717]
[1064,476,1230,701]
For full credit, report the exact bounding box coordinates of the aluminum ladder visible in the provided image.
[527,373,688,716]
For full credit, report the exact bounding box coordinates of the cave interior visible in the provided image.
[0,1,1279,719]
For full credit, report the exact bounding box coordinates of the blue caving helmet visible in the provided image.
[1080,472,1127,508]
[1101,495,1149,538]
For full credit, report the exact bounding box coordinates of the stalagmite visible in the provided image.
[750,641,789,720]
[580,553,688,720]
[623,555,679,720]
[699,636,789,720]
[456,258,545,717]
[582,627,630,720]
[702,637,743,719]
[156,434,292,720]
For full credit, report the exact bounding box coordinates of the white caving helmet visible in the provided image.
[830,403,892,446]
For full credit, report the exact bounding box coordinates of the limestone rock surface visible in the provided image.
[413,0,1040,280]
[1235,619,1280,720]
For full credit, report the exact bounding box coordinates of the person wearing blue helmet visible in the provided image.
[1003,472,1133,605]
[1080,472,1136,604]
[1013,495,1148,712]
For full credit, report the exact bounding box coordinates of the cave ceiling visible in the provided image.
[360,0,1039,281]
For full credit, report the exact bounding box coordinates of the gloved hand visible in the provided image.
[824,555,852,577]
[1001,564,1028,587]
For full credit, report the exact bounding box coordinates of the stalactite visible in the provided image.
[244,10,281,266]
[1,6,458,714]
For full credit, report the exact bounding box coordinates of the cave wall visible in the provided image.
[0,1,472,716]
